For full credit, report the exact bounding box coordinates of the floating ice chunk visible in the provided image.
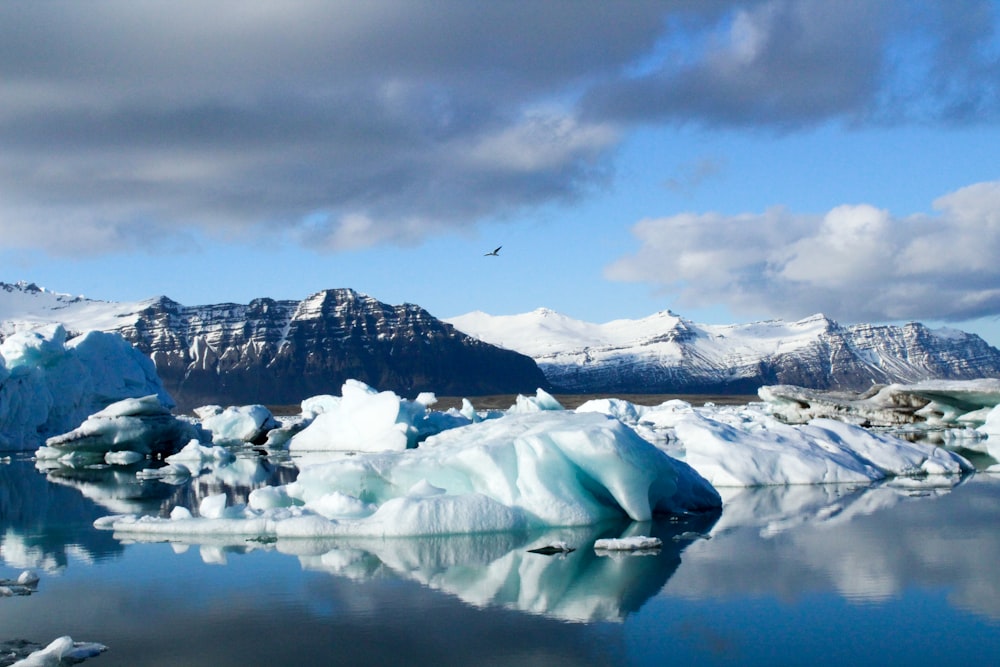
[17,570,39,586]
[594,536,662,551]
[415,392,437,407]
[508,388,564,413]
[0,570,39,597]
[165,439,235,465]
[198,404,276,444]
[760,380,1000,429]
[105,450,144,465]
[42,394,195,457]
[459,398,480,422]
[289,380,458,452]
[647,402,973,486]
[11,636,107,666]
[576,398,649,424]
[136,463,191,480]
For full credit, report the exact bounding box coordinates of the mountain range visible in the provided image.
[447,308,1000,394]
[0,282,546,408]
[2,281,999,408]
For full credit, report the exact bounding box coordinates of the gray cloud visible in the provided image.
[583,0,1000,128]
[605,179,1000,323]
[0,1,997,255]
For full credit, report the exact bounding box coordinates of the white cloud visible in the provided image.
[606,179,1000,322]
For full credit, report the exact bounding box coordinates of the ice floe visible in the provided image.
[594,536,663,551]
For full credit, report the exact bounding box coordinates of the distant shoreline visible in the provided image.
[433,393,761,411]
[266,393,759,416]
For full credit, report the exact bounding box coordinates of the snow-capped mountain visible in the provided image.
[0,282,547,408]
[447,308,1000,393]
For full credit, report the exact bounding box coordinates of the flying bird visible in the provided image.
[484,246,502,256]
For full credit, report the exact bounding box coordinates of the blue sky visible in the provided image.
[2,1,1000,344]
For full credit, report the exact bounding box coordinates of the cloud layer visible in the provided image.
[606,180,1000,323]
[0,1,997,255]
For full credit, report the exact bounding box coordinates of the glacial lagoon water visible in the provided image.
[3,453,1000,666]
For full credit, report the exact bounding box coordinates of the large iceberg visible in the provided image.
[97,411,722,538]
[0,325,171,450]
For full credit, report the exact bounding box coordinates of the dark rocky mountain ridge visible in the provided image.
[0,283,549,409]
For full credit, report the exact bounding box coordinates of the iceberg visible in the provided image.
[288,380,468,453]
[0,325,172,450]
[38,395,196,460]
[578,398,974,487]
[9,636,107,666]
[97,411,722,538]
[194,404,277,444]
[759,380,1000,429]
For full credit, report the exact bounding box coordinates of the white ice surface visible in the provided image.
[11,636,107,666]
[578,398,973,487]
[594,536,663,551]
[288,380,469,452]
[197,404,276,443]
[97,411,722,538]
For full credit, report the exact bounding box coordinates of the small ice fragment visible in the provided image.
[672,531,712,542]
[527,541,575,555]
[593,536,663,551]
[18,570,40,586]
[105,450,144,465]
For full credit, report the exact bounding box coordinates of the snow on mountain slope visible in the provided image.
[0,282,547,407]
[0,282,145,334]
[449,309,829,368]
[447,309,1000,393]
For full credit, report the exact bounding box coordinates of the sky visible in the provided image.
[2,1,1000,344]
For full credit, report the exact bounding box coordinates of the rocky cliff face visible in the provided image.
[0,283,548,409]
[116,289,549,408]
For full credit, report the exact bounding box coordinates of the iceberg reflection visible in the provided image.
[664,475,1000,621]
[111,513,719,623]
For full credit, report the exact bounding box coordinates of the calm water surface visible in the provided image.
[2,453,999,666]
